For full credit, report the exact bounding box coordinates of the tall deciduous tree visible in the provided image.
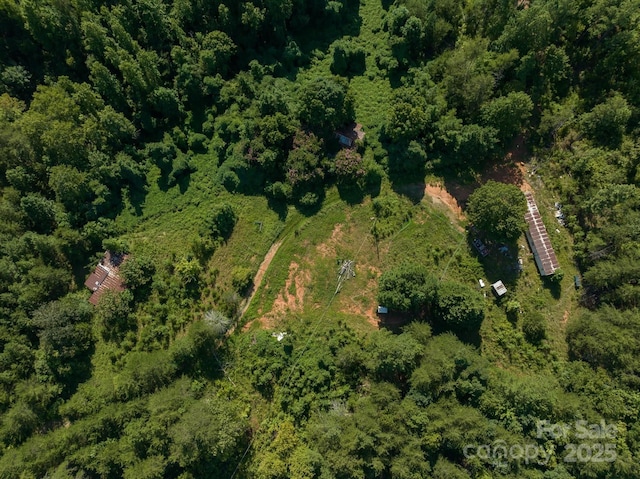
[481,91,533,145]
[377,263,437,314]
[581,93,631,148]
[298,77,354,135]
[466,180,527,243]
[434,281,485,333]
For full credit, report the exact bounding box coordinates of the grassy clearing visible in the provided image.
[476,172,579,369]
[121,147,579,376]
[349,0,394,130]
[112,0,580,376]
[117,154,221,256]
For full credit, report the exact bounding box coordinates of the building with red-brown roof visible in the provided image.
[84,251,127,305]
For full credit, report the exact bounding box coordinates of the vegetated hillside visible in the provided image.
[1,0,640,477]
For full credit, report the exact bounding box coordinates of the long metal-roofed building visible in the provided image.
[524,192,559,276]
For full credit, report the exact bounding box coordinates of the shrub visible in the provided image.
[205,203,237,240]
[203,310,232,337]
[548,268,564,284]
[377,263,437,313]
[231,266,253,294]
[522,310,546,344]
[434,281,485,333]
[120,256,155,291]
[102,238,129,255]
[505,300,521,322]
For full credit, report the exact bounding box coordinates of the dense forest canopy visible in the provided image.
[1,0,640,477]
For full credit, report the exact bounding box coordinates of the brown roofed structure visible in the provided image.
[524,192,559,276]
[84,265,108,291]
[85,252,127,305]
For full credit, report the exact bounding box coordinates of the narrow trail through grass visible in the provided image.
[237,240,282,320]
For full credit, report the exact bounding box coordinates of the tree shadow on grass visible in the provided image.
[380,315,482,347]
[294,190,326,217]
[267,197,289,221]
[252,0,363,82]
[467,230,522,288]
[125,184,146,217]
[292,0,362,56]
[430,321,482,348]
[391,181,426,205]
[381,0,394,9]
[336,172,383,205]
[542,276,562,300]
[337,183,366,205]
[378,312,413,333]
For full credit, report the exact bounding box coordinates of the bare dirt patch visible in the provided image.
[445,135,534,206]
[252,261,310,329]
[517,162,534,193]
[345,301,379,328]
[339,266,381,329]
[316,223,344,258]
[424,183,466,222]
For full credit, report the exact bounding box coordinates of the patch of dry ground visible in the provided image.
[444,135,534,206]
[412,138,535,227]
[249,261,311,330]
[424,183,466,223]
[316,223,344,258]
[340,265,381,328]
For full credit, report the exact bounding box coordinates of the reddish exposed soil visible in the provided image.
[445,135,534,206]
[424,184,465,221]
[316,223,344,258]
[249,261,310,330]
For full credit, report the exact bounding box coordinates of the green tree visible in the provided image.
[174,258,201,285]
[522,310,546,344]
[0,401,40,447]
[481,91,533,145]
[466,180,527,243]
[285,130,326,205]
[231,266,253,294]
[120,256,155,291]
[331,39,365,76]
[333,148,365,185]
[581,93,631,148]
[48,165,91,212]
[377,263,437,314]
[365,330,424,383]
[96,290,133,342]
[168,397,247,471]
[440,37,517,119]
[205,202,237,241]
[434,281,485,333]
[20,194,56,234]
[199,31,236,76]
[31,295,94,388]
[567,306,640,374]
[298,77,354,135]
